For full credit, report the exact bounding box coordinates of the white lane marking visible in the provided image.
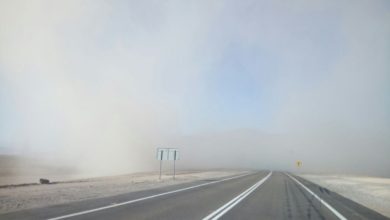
[285,173,347,220]
[47,172,254,220]
[202,171,272,220]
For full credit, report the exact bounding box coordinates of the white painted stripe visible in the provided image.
[47,172,254,220]
[203,171,272,220]
[285,173,347,220]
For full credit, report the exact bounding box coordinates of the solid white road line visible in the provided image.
[47,172,254,220]
[285,173,347,220]
[202,171,272,220]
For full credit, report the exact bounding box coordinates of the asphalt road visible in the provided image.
[1,171,388,220]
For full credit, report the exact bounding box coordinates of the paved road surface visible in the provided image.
[1,171,388,220]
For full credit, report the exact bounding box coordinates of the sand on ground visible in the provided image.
[300,174,390,218]
[0,170,248,214]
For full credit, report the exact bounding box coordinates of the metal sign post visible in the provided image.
[159,150,163,180]
[173,151,176,179]
[295,160,302,174]
[156,148,179,180]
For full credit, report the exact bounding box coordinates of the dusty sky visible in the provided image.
[0,0,389,176]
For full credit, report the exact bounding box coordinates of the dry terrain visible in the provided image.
[300,174,390,218]
[0,169,247,214]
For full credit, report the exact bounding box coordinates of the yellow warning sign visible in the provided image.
[296,161,302,168]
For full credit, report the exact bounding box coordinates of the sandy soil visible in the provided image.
[300,174,390,218]
[0,154,79,186]
[0,170,248,214]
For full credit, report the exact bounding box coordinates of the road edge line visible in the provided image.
[285,172,347,220]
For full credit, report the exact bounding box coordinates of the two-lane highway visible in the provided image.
[219,172,338,220]
[0,171,388,220]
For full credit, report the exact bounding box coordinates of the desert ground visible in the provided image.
[0,170,248,214]
[300,174,390,218]
[0,154,249,213]
[0,154,80,186]
[0,166,247,214]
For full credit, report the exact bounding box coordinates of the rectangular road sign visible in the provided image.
[157,148,180,180]
[168,149,179,160]
[156,148,168,160]
[157,148,179,161]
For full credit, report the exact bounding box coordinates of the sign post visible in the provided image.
[156,148,179,180]
[160,159,162,180]
[173,151,177,179]
[159,150,163,180]
[296,160,302,174]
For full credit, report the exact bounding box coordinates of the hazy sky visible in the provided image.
[0,0,389,176]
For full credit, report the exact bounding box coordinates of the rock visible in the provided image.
[39,178,50,184]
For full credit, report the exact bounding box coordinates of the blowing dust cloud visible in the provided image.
[0,0,389,177]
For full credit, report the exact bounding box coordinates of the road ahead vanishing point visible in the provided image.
[1,171,388,220]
